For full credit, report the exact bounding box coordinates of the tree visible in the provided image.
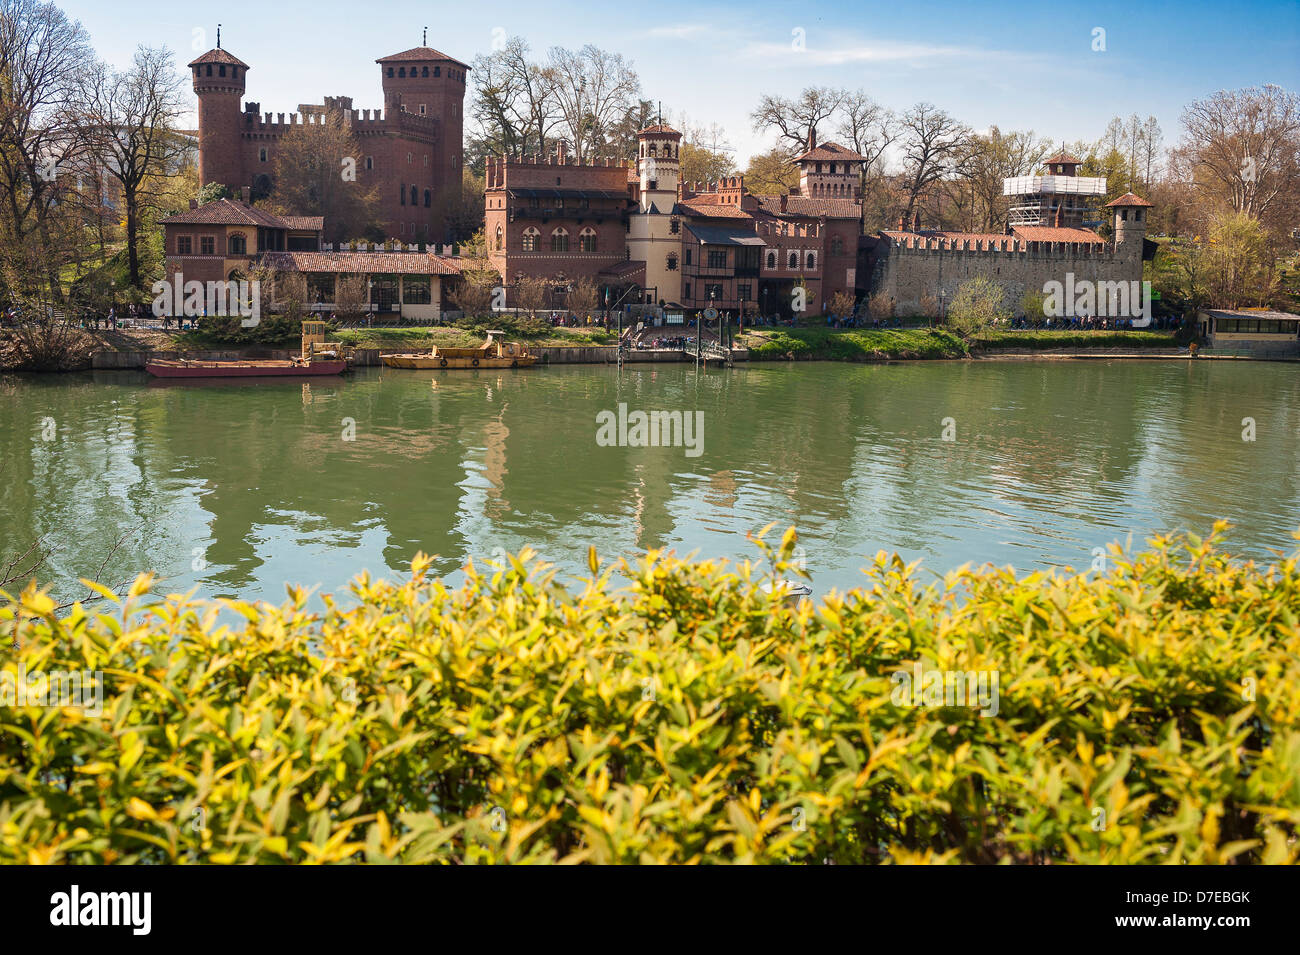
[743,147,800,195]
[750,87,846,153]
[947,277,1010,341]
[899,103,969,223]
[680,142,735,186]
[468,36,562,159]
[1207,211,1277,307]
[197,181,233,205]
[950,127,1049,233]
[513,274,550,316]
[548,44,640,163]
[267,110,381,244]
[566,277,598,316]
[81,46,187,290]
[836,91,898,211]
[1175,85,1300,230]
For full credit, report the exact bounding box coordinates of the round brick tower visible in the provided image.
[189,46,249,190]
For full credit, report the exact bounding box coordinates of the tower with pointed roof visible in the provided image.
[627,123,684,304]
[790,131,865,199]
[189,34,249,192]
[1106,192,1153,268]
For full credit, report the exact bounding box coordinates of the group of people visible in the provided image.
[1004,314,1186,331]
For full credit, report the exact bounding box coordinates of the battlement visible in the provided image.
[886,234,1121,260]
[485,153,631,190]
[759,219,819,239]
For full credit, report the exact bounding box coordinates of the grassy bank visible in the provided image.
[742,327,969,360]
[979,329,1185,350]
[333,325,614,349]
[3,526,1295,864]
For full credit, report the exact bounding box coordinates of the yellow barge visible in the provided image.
[381,330,539,369]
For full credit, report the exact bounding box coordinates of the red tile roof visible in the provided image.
[1011,226,1105,244]
[676,198,753,219]
[160,199,288,228]
[1043,150,1083,166]
[376,46,470,68]
[262,251,462,276]
[638,123,682,138]
[1106,192,1154,207]
[279,216,325,231]
[188,48,249,68]
[756,195,861,220]
[791,141,867,163]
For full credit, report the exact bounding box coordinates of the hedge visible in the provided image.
[2,524,1297,864]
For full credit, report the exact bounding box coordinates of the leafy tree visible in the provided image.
[948,277,1010,341]
[267,110,382,244]
[743,147,800,195]
[197,182,233,205]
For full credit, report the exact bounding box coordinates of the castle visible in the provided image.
[189,31,467,243]
[484,126,865,315]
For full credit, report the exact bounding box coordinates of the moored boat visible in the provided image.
[382,330,538,369]
[145,321,349,378]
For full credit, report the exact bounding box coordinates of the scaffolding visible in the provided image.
[1003,174,1108,229]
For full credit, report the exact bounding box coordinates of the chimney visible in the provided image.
[1054,203,1063,228]
[189,199,198,210]
[780,194,788,213]
[240,186,249,205]
[897,214,906,231]
[556,140,568,165]
[807,126,817,151]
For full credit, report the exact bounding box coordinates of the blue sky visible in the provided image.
[60,0,1300,163]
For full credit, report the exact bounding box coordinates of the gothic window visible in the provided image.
[551,228,569,252]
[259,147,267,162]
[495,226,504,250]
[424,189,431,208]
[667,254,678,271]
[788,252,798,269]
[410,185,418,206]
[400,186,405,206]
[806,252,816,269]
[670,217,680,235]
[365,156,373,170]
[579,228,597,252]
[767,251,776,269]
[522,228,539,252]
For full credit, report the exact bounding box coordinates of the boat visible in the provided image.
[146,321,349,378]
[381,330,538,369]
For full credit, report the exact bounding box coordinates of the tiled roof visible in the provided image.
[279,216,325,231]
[160,199,288,228]
[261,251,462,276]
[684,224,764,246]
[638,123,682,138]
[675,199,752,219]
[756,195,861,219]
[1011,226,1105,244]
[188,48,249,69]
[881,230,1024,249]
[791,141,866,163]
[1106,192,1154,207]
[376,46,470,68]
[1043,150,1083,166]
[599,260,646,279]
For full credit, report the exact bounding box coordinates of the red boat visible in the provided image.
[145,321,348,378]
[145,357,346,378]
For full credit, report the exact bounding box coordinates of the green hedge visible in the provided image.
[2,525,1297,863]
[745,328,968,361]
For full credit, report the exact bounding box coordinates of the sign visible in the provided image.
[665,312,685,325]
[703,307,719,321]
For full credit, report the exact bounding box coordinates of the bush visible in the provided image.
[2,525,1297,864]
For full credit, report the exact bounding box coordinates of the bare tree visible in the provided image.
[899,102,970,223]
[548,45,640,163]
[750,87,847,152]
[80,46,187,289]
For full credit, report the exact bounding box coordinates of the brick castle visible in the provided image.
[190,31,467,243]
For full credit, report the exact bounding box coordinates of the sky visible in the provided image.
[58,0,1300,165]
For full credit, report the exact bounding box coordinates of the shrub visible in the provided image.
[2,525,1297,864]
[948,277,1010,341]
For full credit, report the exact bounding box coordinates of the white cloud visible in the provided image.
[740,38,1033,69]
[648,24,711,39]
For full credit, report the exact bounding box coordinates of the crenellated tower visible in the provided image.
[189,38,248,191]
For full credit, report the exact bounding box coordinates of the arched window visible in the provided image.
[649,143,657,157]
[424,189,431,208]
[410,185,418,206]
[830,236,844,255]
[767,251,777,269]
[522,228,539,252]
[495,226,504,251]
[422,67,429,77]
[806,252,816,269]
[579,228,597,252]
[398,67,406,77]
[228,234,246,255]
[788,252,798,269]
[551,228,569,252]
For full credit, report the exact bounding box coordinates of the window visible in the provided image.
[370,276,398,310]
[788,252,798,269]
[670,217,680,235]
[400,186,405,206]
[737,284,751,301]
[1121,209,1128,221]
[579,229,597,252]
[200,236,215,255]
[403,276,431,305]
[551,229,569,252]
[433,67,440,77]
[707,249,726,269]
[830,236,844,255]
[667,254,678,271]
[766,251,776,269]
[419,104,426,115]
[259,147,267,162]
[307,275,335,304]
[365,156,373,171]
[219,65,226,77]
[387,68,394,77]
[806,252,816,269]
[684,282,691,299]
[422,67,429,77]
[424,189,431,208]
[228,234,246,254]
[522,228,539,251]
[206,65,212,76]
[409,186,417,207]
[407,152,412,164]
[685,248,692,266]
[398,68,406,77]
[176,236,192,255]
[495,226,503,251]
